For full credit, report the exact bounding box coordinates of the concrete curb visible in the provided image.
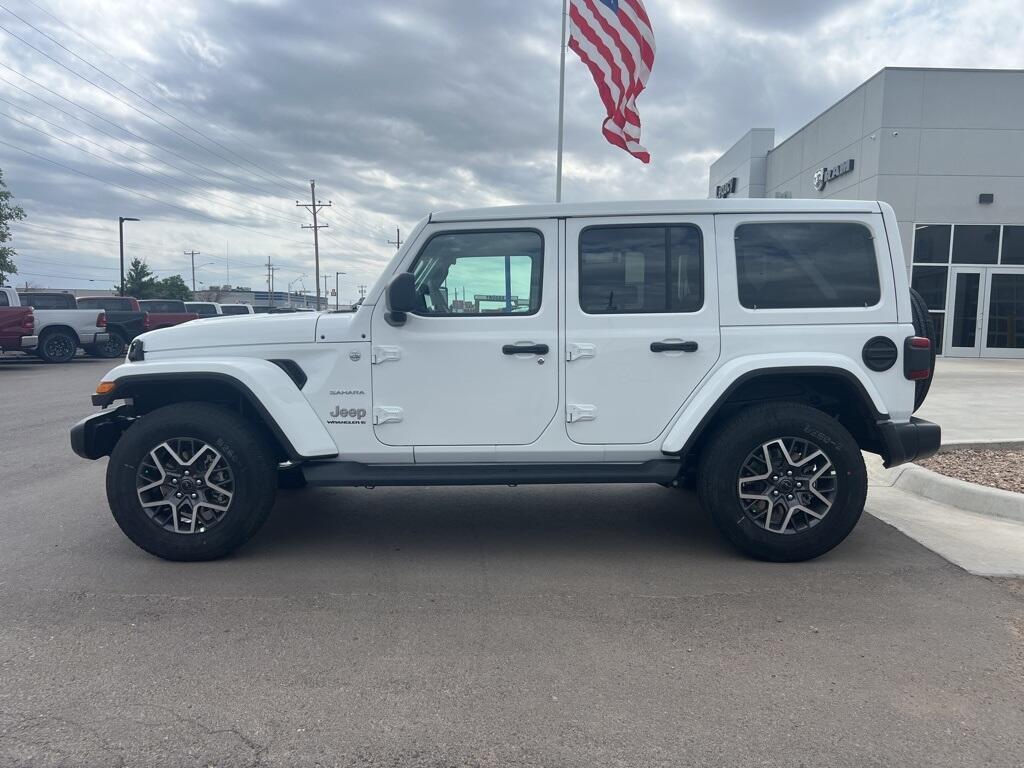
[893,464,1024,525]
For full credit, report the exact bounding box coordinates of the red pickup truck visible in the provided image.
[0,304,37,353]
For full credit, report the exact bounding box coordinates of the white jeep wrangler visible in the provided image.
[72,199,940,562]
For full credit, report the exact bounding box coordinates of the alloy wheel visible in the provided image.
[136,438,235,534]
[737,437,837,534]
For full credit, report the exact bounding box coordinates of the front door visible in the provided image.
[945,267,1024,358]
[370,222,559,447]
[563,216,720,445]
[945,267,984,357]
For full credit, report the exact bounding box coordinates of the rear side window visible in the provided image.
[735,222,880,309]
[139,300,186,313]
[79,297,133,311]
[579,225,703,314]
[21,293,76,309]
[220,305,250,315]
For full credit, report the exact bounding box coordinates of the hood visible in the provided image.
[140,312,321,352]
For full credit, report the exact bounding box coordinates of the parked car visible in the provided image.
[72,199,940,562]
[9,288,107,363]
[74,296,197,358]
[219,304,255,316]
[0,296,36,353]
[135,300,199,330]
[185,302,222,318]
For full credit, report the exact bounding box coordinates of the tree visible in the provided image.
[0,168,26,287]
[155,274,192,301]
[121,257,157,298]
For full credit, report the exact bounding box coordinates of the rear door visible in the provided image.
[564,215,720,445]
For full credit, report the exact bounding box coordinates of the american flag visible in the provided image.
[568,0,656,163]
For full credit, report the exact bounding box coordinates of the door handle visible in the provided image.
[650,340,699,353]
[503,343,549,355]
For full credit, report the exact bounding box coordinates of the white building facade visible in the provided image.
[709,67,1024,358]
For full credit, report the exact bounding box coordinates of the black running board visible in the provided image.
[301,460,681,487]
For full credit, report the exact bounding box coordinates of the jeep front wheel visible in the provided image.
[698,403,867,562]
[106,402,278,561]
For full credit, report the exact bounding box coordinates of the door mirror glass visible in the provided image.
[385,272,417,324]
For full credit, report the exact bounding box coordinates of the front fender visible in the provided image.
[660,353,889,454]
[93,358,338,460]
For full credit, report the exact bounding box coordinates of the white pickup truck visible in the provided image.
[72,199,940,563]
[3,287,109,363]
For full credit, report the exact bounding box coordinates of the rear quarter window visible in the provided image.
[735,222,880,309]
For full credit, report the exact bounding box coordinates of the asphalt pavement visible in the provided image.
[1,354,1022,767]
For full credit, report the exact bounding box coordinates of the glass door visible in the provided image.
[945,267,984,357]
[982,269,1024,358]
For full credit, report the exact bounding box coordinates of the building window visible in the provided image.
[410,230,543,316]
[734,222,880,309]
[910,265,948,311]
[951,225,1000,264]
[1000,226,1024,265]
[913,225,951,263]
[578,225,703,314]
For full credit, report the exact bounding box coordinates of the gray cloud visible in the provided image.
[0,0,1021,296]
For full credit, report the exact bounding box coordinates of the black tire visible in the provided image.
[908,287,937,412]
[106,402,278,561]
[37,329,77,363]
[698,402,867,562]
[93,332,127,359]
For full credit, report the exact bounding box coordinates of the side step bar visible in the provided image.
[301,460,682,488]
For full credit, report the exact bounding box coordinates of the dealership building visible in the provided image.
[709,67,1024,358]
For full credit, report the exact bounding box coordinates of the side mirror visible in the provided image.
[385,272,417,326]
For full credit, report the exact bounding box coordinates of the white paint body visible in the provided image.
[99,199,917,465]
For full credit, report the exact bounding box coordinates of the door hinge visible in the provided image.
[373,406,404,425]
[371,346,402,365]
[566,404,598,423]
[566,342,596,362]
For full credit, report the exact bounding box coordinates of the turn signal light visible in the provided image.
[95,381,116,396]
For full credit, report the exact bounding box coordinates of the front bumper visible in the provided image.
[878,417,941,468]
[70,405,135,460]
[21,335,38,348]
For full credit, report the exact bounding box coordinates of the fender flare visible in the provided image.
[660,354,889,455]
[92,359,338,461]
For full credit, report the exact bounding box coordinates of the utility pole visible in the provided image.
[266,257,279,309]
[185,250,200,291]
[358,284,367,301]
[118,216,139,296]
[323,274,329,302]
[297,180,331,311]
[387,227,403,251]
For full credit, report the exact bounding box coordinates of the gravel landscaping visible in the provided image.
[919,448,1024,495]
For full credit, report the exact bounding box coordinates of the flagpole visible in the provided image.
[555,0,568,203]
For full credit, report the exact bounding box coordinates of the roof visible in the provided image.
[431,198,881,223]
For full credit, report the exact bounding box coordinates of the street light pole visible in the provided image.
[118,216,140,296]
[335,272,346,310]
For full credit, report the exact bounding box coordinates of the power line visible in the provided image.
[0,16,298,201]
[0,136,309,246]
[16,0,307,196]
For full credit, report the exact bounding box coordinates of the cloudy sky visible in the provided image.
[0,0,1022,301]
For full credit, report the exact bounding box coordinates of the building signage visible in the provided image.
[716,177,738,198]
[812,159,855,192]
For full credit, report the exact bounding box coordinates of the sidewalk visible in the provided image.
[916,357,1024,442]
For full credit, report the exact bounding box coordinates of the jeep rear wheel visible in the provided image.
[106,402,277,561]
[698,402,867,562]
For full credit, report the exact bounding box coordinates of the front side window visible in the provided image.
[579,225,703,314]
[409,230,543,316]
[735,222,881,309]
